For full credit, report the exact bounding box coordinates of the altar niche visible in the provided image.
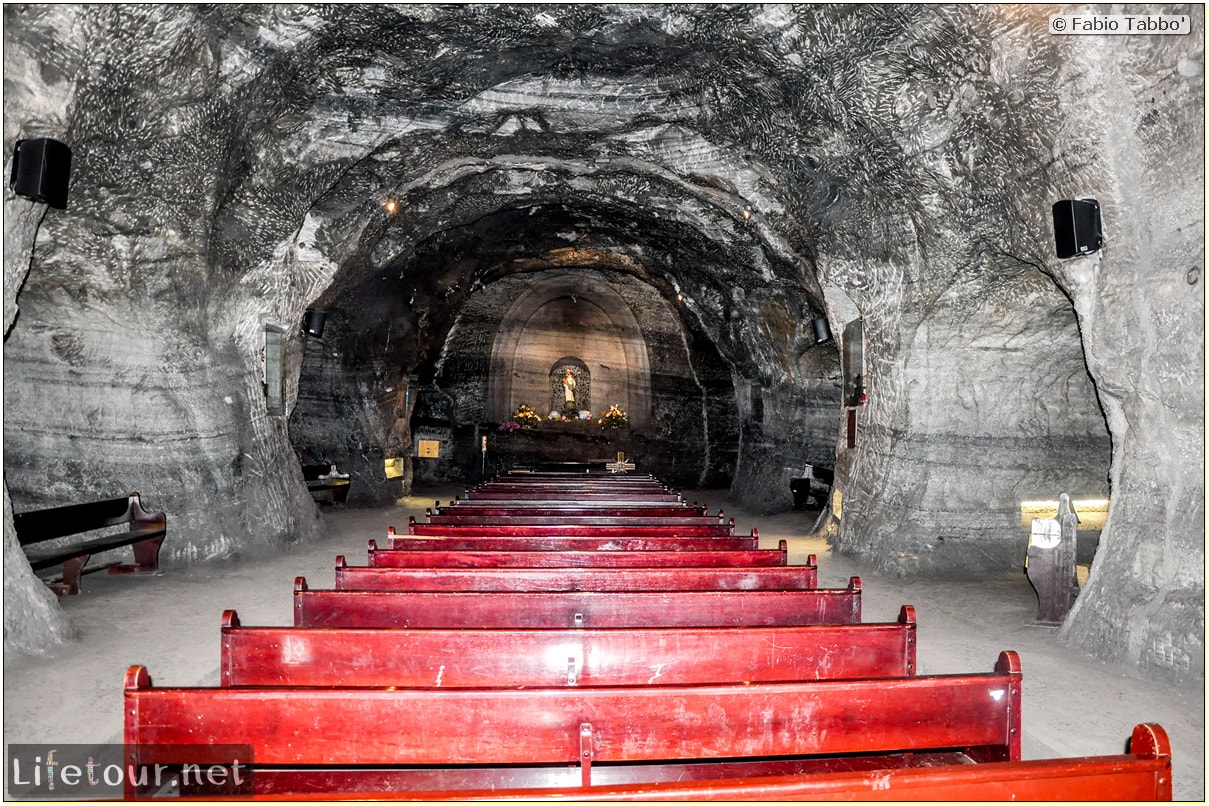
[550,359,590,415]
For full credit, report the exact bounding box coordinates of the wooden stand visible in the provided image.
[1025,494,1080,626]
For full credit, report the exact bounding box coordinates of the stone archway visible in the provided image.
[488,271,651,426]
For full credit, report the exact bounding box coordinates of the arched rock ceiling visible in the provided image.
[29,3,1065,376]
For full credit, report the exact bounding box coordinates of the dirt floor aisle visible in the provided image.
[4,486,1203,799]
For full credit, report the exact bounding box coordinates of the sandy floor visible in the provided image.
[4,485,1204,799]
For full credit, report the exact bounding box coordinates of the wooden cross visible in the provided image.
[606,451,636,474]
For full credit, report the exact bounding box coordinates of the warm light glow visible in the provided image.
[384,199,398,214]
[741,208,752,220]
[1019,498,1110,531]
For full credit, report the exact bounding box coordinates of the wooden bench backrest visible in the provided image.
[386,531,759,552]
[457,496,688,506]
[126,651,1020,772]
[472,481,670,491]
[408,522,737,537]
[222,605,915,688]
[249,725,1169,801]
[333,557,817,592]
[367,541,788,568]
[293,576,861,628]
[13,493,163,544]
[475,476,665,486]
[434,504,711,517]
[465,492,685,502]
[424,514,729,526]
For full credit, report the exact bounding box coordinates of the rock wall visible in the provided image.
[819,7,1203,679]
[3,6,327,657]
[1051,29,1205,682]
[3,5,1201,683]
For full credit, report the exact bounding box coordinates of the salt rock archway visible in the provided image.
[489,273,652,427]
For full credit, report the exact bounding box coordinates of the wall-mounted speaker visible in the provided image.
[811,317,833,344]
[9,138,72,210]
[302,309,327,339]
[1052,199,1103,259]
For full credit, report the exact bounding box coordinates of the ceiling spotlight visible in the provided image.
[384,199,398,214]
[741,208,752,221]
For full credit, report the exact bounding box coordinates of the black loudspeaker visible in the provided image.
[811,317,833,344]
[303,310,327,338]
[9,138,72,210]
[302,309,327,338]
[1052,199,1103,259]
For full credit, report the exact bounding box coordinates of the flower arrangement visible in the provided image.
[498,421,520,432]
[599,404,628,430]
[511,404,543,429]
[546,409,594,422]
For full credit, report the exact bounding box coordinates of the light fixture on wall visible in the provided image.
[384,199,398,214]
[811,317,833,344]
[302,309,327,339]
[9,137,72,210]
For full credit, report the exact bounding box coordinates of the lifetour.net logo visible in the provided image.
[6,744,254,799]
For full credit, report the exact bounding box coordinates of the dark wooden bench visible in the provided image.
[368,541,789,567]
[301,463,350,507]
[220,605,916,687]
[385,532,761,552]
[13,492,167,595]
[407,520,738,538]
[472,478,670,489]
[293,576,861,628]
[333,555,817,592]
[476,472,667,486]
[124,651,1024,797]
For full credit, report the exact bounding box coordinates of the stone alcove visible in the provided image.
[489,273,651,427]
[550,358,590,414]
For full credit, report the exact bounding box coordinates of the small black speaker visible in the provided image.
[1052,199,1103,259]
[9,138,72,210]
[811,317,833,344]
[302,309,327,338]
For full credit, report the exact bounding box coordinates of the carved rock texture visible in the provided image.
[2,5,1202,681]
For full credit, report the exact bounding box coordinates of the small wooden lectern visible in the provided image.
[1025,493,1080,626]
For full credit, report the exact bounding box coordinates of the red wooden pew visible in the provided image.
[407,520,739,538]
[232,725,1173,801]
[423,513,731,527]
[124,651,1024,797]
[293,576,862,628]
[220,605,917,687]
[464,478,672,493]
[386,529,760,552]
[332,556,817,591]
[367,540,789,568]
[433,503,712,517]
[464,490,685,502]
